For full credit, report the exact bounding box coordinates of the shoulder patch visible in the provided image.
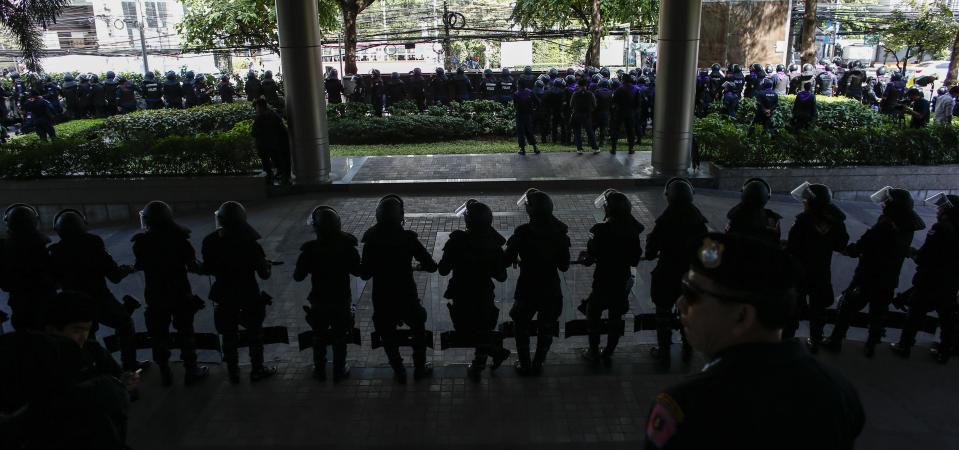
[646,393,684,448]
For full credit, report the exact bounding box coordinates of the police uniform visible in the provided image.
[726,203,782,247]
[141,76,164,109]
[505,213,571,372]
[646,202,708,361]
[359,222,438,375]
[244,75,262,102]
[0,231,55,331]
[784,204,849,343]
[201,223,272,379]
[49,232,139,370]
[438,224,509,374]
[294,230,361,379]
[582,215,643,360]
[131,224,203,377]
[644,233,864,450]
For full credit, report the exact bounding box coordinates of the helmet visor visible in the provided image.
[870,186,893,204]
[593,189,615,209]
[454,201,470,217]
[516,193,529,207]
[139,210,147,230]
[925,192,954,208]
[790,181,814,202]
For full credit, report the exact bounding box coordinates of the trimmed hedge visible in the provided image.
[102,102,257,143]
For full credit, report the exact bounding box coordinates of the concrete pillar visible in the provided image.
[276,0,331,184]
[651,0,704,176]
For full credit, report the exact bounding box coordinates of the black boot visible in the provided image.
[390,358,407,384]
[159,364,173,387]
[890,342,911,358]
[313,359,327,382]
[228,362,241,384]
[250,365,278,383]
[490,348,511,371]
[531,346,548,375]
[184,365,209,386]
[333,363,351,383]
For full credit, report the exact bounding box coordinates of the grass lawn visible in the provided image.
[330,139,653,156]
[10,118,106,144]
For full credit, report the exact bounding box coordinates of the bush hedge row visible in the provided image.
[2,96,958,178]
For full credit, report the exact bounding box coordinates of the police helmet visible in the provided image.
[4,203,40,235]
[89,74,99,82]
[184,70,195,80]
[391,71,400,79]
[535,79,546,90]
[523,66,532,74]
[139,200,174,230]
[609,79,621,90]
[565,74,576,85]
[776,64,786,72]
[455,199,493,231]
[711,63,722,72]
[117,76,127,83]
[221,74,230,82]
[412,68,421,76]
[790,181,832,209]
[832,57,843,66]
[518,188,553,217]
[456,67,465,75]
[553,78,566,88]
[600,67,610,78]
[9,72,19,79]
[765,64,774,74]
[262,70,271,79]
[566,67,575,76]
[751,63,764,74]
[42,74,52,83]
[436,67,445,75]
[698,68,709,77]
[664,177,695,204]
[788,64,799,72]
[144,72,155,80]
[891,71,903,81]
[593,189,631,219]
[638,76,650,84]
[761,79,773,90]
[375,194,405,225]
[502,68,511,76]
[64,73,75,82]
[53,209,87,238]
[484,68,493,76]
[598,79,609,89]
[548,68,559,78]
[592,74,602,83]
[538,74,550,82]
[741,178,771,208]
[106,71,115,79]
[731,64,742,74]
[876,66,888,76]
[802,63,814,74]
[371,69,381,77]
[214,201,247,229]
[308,205,342,234]
[167,71,178,80]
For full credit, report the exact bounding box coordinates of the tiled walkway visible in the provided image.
[6,188,957,449]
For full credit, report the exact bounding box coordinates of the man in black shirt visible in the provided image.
[904,88,931,128]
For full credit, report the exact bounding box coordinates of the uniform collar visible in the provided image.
[705,340,804,372]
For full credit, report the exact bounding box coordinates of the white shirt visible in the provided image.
[934,93,955,125]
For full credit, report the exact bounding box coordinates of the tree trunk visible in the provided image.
[342,5,360,75]
[947,29,959,85]
[587,0,602,67]
[800,0,817,65]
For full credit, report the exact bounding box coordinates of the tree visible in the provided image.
[511,0,658,67]
[878,0,957,75]
[948,29,959,84]
[0,0,69,71]
[800,0,817,65]
[339,0,377,74]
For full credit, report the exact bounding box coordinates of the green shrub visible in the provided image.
[329,114,482,144]
[102,102,256,143]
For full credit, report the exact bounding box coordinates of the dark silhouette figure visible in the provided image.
[0,204,56,331]
[725,178,782,247]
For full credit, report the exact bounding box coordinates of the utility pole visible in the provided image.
[136,0,149,73]
[624,26,630,72]
[442,0,452,70]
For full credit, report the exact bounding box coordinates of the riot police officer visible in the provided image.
[21,90,57,141]
[481,68,498,101]
[48,208,146,372]
[385,72,406,108]
[324,69,343,105]
[194,75,212,106]
[772,64,789,96]
[132,201,209,386]
[261,70,281,108]
[116,77,139,114]
[879,71,906,118]
[438,199,511,381]
[514,78,539,155]
[891,193,959,364]
[103,71,119,115]
[0,204,56,331]
[726,178,782,246]
[295,206,361,382]
[506,189,571,375]
[783,182,849,350]
[708,63,725,101]
[61,73,80,119]
[842,61,866,101]
[578,190,643,366]
[244,70,262,102]
[545,78,567,143]
[430,67,450,105]
[450,67,471,102]
[217,75,236,104]
[791,82,818,131]
[201,201,277,383]
[141,72,164,109]
[823,187,926,357]
[569,78,598,154]
[744,63,765,98]
[359,195,438,383]
[41,75,62,117]
[645,179,708,366]
[721,81,740,118]
[406,68,427,111]
[610,75,638,154]
[816,64,836,97]
[181,71,198,108]
[88,74,107,118]
[162,71,183,109]
[643,233,864,450]
[593,79,613,147]
[750,79,779,135]
[497,68,515,104]
[695,68,711,118]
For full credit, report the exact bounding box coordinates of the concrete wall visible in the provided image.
[0,177,267,229]
[699,0,791,67]
[712,163,959,201]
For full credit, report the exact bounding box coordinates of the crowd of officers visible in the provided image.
[697,59,958,132]
[1,177,957,448]
[0,69,282,143]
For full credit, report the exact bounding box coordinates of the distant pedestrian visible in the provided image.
[904,88,931,128]
[933,86,957,126]
[251,98,292,185]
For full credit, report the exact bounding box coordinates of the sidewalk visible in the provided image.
[30,188,959,449]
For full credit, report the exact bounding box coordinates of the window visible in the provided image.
[121,1,137,43]
[145,2,158,28]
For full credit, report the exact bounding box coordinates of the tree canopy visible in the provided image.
[0,0,70,71]
[879,0,957,73]
[177,0,340,54]
[510,0,658,33]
